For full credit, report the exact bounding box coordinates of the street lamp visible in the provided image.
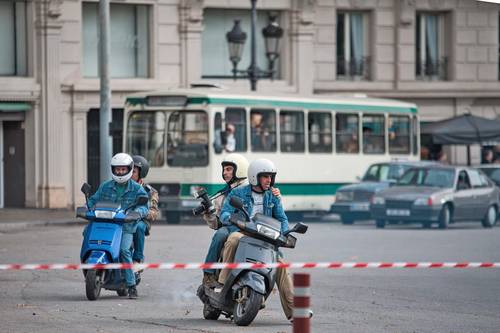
[225,0,283,91]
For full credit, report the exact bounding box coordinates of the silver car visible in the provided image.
[370,165,499,229]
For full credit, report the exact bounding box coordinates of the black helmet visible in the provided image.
[132,155,150,179]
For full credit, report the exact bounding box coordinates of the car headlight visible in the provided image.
[336,191,353,202]
[256,224,280,240]
[414,197,432,206]
[371,196,385,205]
[94,210,116,219]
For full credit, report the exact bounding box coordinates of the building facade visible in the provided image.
[0,0,499,208]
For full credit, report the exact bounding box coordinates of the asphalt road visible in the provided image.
[0,221,499,333]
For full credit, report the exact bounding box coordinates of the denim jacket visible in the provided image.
[220,184,289,234]
[88,179,149,233]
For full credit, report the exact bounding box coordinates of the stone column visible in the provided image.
[35,0,68,208]
[290,0,316,95]
[72,107,88,207]
[179,0,204,88]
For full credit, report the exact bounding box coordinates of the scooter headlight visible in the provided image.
[256,224,280,240]
[94,210,116,219]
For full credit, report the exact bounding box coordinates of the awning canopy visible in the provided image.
[421,113,500,145]
[0,102,31,112]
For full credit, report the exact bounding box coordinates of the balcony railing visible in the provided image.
[336,56,370,80]
[416,56,448,80]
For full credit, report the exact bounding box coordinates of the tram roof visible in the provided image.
[126,88,418,114]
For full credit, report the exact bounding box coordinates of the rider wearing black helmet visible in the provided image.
[131,155,159,264]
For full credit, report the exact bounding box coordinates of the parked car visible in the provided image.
[330,161,436,225]
[476,164,500,186]
[370,165,499,229]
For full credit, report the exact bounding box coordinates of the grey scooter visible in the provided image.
[197,197,308,326]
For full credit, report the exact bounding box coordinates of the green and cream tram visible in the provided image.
[123,88,419,223]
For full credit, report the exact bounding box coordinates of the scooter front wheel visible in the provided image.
[85,269,102,301]
[233,287,263,326]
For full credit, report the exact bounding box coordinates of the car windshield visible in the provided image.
[479,168,500,185]
[362,164,411,182]
[397,168,455,188]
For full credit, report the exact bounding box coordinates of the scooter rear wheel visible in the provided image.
[85,269,102,301]
[203,303,221,320]
[233,287,263,326]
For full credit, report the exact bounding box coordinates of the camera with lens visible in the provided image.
[192,188,216,216]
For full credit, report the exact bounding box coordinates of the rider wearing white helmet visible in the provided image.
[87,153,148,299]
[218,158,308,321]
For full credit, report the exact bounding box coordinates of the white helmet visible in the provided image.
[248,158,277,187]
[110,153,134,184]
[222,153,249,184]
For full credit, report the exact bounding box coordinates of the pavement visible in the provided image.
[0,208,81,230]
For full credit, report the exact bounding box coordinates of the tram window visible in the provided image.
[167,111,209,167]
[126,111,166,167]
[308,112,332,153]
[336,113,359,153]
[389,115,410,154]
[280,111,305,152]
[362,115,385,154]
[250,109,276,152]
[225,108,247,152]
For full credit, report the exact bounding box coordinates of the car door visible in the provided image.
[453,170,474,221]
[466,169,489,219]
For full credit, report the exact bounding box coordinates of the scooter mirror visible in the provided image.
[81,183,92,196]
[229,196,244,210]
[288,222,308,235]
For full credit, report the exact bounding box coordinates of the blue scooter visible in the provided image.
[77,183,148,300]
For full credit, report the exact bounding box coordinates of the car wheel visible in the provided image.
[481,205,497,228]
[341,215,354,225]
[438,205,451,229]
[375,219,386,229]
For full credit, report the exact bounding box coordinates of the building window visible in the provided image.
[202,9,282,79]
[280,111,305,153]
[308,112,332,153]
[0,1,27,76]
[416,12,447,80]
[336,11,370,80]
[82,3,150,78]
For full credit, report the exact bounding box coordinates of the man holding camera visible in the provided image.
[201,153,249,288]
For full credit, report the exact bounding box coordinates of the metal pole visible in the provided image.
[99,0,113,182]
[293,273,311,333]
[249,0,257,91]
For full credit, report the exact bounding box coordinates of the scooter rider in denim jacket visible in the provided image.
[131,155,159,265]
[87,153,148,299]
[218,158,312,321]
[201,154,282,289]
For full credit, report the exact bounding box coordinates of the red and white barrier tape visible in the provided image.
[0,262,499,270]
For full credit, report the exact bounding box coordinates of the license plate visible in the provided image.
[351,203,370,211]
[181,200,199,208]
[386,209,410,216]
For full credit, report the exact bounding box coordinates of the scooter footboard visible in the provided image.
[233,271,266,295]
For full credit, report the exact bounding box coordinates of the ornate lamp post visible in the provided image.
[225,0,283,91]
